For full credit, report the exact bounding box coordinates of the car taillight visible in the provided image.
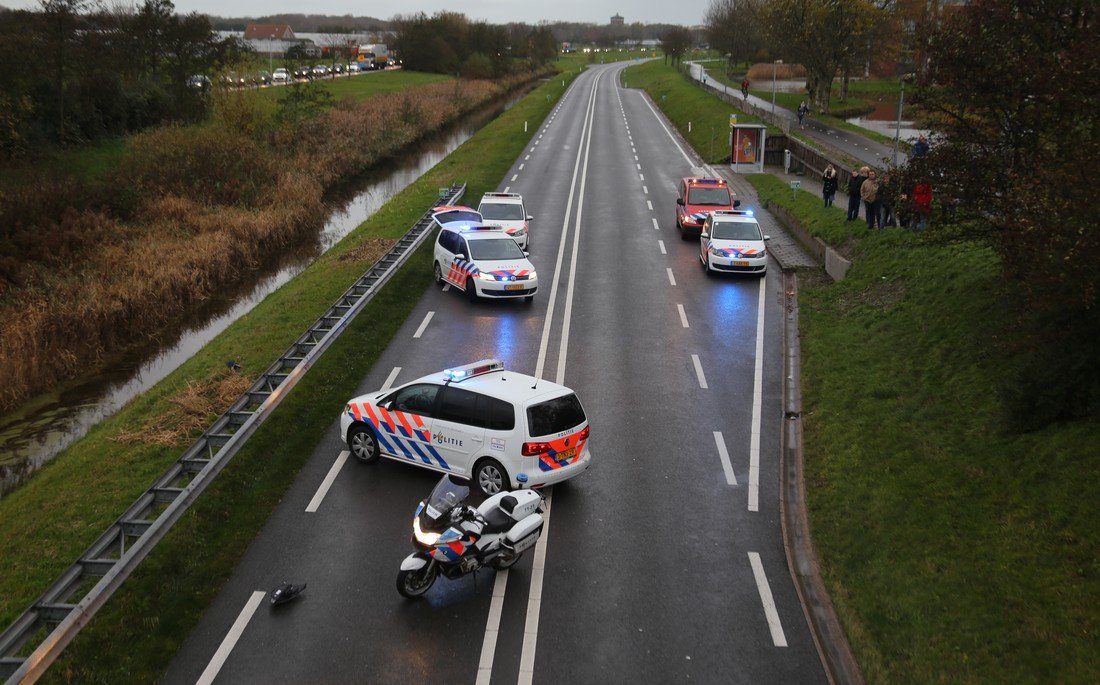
[577,425,590,441]
[522,441,552,456]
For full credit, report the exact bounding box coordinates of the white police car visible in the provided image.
[341,360,592,495]
[699,209,770,276]
[432,216,538,302]
[477,192,533,250]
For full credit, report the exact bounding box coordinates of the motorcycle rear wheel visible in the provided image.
[490,552,520,570]
[397,562,439,598]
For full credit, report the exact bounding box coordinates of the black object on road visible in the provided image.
[269,582,306,607]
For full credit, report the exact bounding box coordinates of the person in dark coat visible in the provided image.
[797,101,809,129]
[821,164,839,207]
[878,172,897,227]
[846,167,866,221]
[911,135,929,158]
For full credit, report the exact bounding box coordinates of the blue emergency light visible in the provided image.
[443,359,505,382]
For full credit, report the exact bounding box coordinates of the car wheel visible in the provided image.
[433,262,444,285]
[348,423,380,464]
[396,561,438,598]
[465,276,478,302]
[473,458,508,496]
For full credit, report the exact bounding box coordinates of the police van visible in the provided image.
[341,360,592,495]
[477,192,533,250]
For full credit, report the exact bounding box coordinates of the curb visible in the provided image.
[780,270,864,685]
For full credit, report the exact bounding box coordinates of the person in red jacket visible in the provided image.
[911,181,932,230]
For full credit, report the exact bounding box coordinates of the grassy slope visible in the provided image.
[0,71,577,682]
[749,88,902,149]
[745,175,1100,683]
[622,59,776,164]
[621,62,1100,680]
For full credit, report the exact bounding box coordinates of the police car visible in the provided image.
[699,209,770,276]
[433,215,538,302]
[477,192,533,250]
[341,360,592,495]
[676,176,740,239]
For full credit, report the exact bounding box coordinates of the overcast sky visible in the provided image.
[0,1,708,25]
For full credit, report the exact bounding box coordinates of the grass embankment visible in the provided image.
[746,175,1100,683]
[622,59,777,164]
[0,70,548,416]
[0,67,584,684]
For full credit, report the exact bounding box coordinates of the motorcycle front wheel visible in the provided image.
[397,561,439,598]
[490,552,520,570]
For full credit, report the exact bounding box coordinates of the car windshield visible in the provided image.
[687,186,732,206]
[711,221,762,241]
[436,210,482,225]
[469,238,525,260]
[480,203,525,220]
[427,475,470,516]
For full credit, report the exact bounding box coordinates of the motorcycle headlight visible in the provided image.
[413,516,440,545]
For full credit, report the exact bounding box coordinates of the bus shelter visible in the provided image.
[730,123,766,174]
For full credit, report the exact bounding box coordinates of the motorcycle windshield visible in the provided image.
[425,475,470,520]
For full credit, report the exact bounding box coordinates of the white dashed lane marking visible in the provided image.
[511,174,518,182]
[677,303,689,328]
[196,591,266,685]
[305,451,349,513]
[666,267,676,286]
[749,553,788,647]
[652,218,660,230]
[647,200,653,211]
[712,431,737,485]
[691,354,708,389]
[658,240,666,255]
[412,311,435,339]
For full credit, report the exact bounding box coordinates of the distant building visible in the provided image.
[610,13,624,27]
[243,23,298,56]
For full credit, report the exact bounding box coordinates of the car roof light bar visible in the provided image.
[443,359,505,382]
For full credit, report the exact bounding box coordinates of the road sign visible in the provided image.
[790,180,801,190]
[729,114,738,127]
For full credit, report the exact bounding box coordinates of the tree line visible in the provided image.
[0,0,246,159]
[702,0,1098,427]
[393,12,558,78]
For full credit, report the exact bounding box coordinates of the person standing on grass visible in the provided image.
[878,172,897,227]
[797,100,809,129]
[911,180,932,230]
[741,78,750,100]
[861,169,881,229]
[822,164,839,207]
[846,167,866,221]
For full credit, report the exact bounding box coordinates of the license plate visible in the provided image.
[556,447,576,462]
[505,284,524,291]
[732,260,750,267]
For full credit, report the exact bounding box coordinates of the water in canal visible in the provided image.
[0,92,524,498]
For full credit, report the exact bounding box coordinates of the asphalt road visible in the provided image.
[163,62,827,685]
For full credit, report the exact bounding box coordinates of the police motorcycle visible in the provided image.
[397,474,544,598]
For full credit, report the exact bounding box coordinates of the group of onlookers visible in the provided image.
[819,161,932,230]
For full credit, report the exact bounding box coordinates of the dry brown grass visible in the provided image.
[115,370,254,446]
[0,69,546,414]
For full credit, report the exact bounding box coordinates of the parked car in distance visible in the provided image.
[187,74,211,92]
[273,67,291,83]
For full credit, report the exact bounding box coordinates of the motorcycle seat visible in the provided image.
[479,505,513,534]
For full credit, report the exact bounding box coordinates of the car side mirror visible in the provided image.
[700,231,709,239]
[764,235,771,241]
[523,251,530,257]
[733,199,741,207]
[526,215,534,221]
[676,198,685,206]
[455,254,466,261]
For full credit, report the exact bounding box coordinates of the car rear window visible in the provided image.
[436,210,482,225]
[527,394,586,437]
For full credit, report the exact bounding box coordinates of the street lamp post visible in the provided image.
[772,59,783,113]
[892,75,910,166]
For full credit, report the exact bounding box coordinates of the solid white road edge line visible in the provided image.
[305,451,349,513]
[749,276,766,512]
[196,590,265,685]
[412,311,434,339]
[748,552,789,647]
[518,491,553,685]
[475,569,509,685]
[691,353,708,389]
[677,304,689,328]
[713,431,737,485]
[381,366,401,391]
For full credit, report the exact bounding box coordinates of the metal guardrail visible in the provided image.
[0,183,466,684]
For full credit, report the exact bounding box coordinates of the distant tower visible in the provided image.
[610,13,625,27]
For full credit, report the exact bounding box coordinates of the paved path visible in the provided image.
[688,62,898,169]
